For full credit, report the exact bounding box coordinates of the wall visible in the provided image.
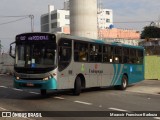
[145,56,160,80]
[61,26,140,39]
[99,28,140,39]
[0,53,14,74]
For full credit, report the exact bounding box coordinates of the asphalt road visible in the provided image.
[0,75,160,120]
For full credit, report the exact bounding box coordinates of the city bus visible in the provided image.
[10,32,144,95]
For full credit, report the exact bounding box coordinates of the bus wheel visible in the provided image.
[73,77,81,96]
[40,89,47,95]
[120,75,128,90]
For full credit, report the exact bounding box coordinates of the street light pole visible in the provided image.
[0,40,1,54]
[29,15,34,32]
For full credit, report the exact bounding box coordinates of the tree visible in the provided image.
[141,26,160,39]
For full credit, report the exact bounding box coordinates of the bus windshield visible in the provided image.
[15,42,57,69]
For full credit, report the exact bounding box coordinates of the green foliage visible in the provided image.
[141,26,160,39]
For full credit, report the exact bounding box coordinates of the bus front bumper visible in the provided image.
[13,77,57,90]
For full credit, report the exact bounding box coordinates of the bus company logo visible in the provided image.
[95,64,98,69]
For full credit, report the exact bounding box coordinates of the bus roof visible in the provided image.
[59,33,144,50]
[15,32,143,50]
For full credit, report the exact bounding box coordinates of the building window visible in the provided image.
[41,24,49,32]
[106,11,110,15]
[106,19,110,23]
[51,13,57,20]
[41,15,49,24]
[51,22,57,28]
[65,15,70,19]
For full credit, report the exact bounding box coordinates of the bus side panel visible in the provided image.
[127,64,144,84]
[57,63,75,89]
[101,64,114,86]
[110,64,124,86]
[110,64,144,86]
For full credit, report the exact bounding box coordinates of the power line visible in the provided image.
[0,15,34,32]
[0,15,28,18]
[114,20,158,24]
[0,17,28,26]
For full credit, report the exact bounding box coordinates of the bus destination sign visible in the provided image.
[19,35,49,41]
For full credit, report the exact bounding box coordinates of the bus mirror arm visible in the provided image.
[9,42,15,59]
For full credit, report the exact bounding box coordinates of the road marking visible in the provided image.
[108,107,128,112]
[29,92,40,95]
[0,107,7,110]
[74,101,92,105]
[154,117,160,120]
[12,88,23,91]
[0,86,8,88]
[54,97,65,100]
[126,90,159,96]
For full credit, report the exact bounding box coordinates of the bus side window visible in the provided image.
[89,44,102,62]
[108,46,114,63]
[58,39,72,71]
[114,47,122,63]
[129,49,137,64]
[103,45,109,62]
[123,48,129,63]
[137,50,144,64]
[74,41,88,62]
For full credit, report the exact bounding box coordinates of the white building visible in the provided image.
[41,5,70,33]
[41,3,113,33]
[98,9,113,29]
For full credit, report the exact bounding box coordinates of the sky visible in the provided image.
[0,0,160,52]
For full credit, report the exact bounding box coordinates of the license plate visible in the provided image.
[26,83,34,87]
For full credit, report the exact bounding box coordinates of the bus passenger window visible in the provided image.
[123,48,129,63]
[58,39,72,71]
[130,49,137,64]
[114,47,122,63]
[137,50,143,64]
[79,47,87,61]
[74,41,88,62]
[89,44,102,62]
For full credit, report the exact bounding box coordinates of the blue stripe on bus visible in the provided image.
[92,40,105,44]
[111,64,124,86]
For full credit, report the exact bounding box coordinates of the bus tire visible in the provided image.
[40,89,47,95]
[73,77,81,96]
[120,75,128,90]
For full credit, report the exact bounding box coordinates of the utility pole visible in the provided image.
[29,15,34,32]
[0,40,1,54]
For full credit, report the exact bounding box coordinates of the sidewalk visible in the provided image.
[127,80,160,95]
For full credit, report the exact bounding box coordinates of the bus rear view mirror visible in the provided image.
[9,42,15,58]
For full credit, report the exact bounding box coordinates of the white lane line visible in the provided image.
[74,101,92,105]
[12,88,23,91]
[108,107,128,112]
[0,86,8,88]
[29,92,40,95]
[154,117,160,120]
[54,97,65,100]
[0,107,7,111]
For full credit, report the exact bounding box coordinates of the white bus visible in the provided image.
[10,32,144,95]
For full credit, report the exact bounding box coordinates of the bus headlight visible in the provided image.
[16,77,20,80]
[43,75,52,81]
